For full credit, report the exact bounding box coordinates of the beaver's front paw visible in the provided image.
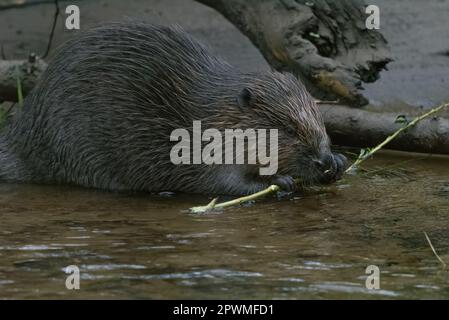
[333,153,348,181]
[271,175,297,192]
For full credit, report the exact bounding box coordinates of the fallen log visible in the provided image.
[321,104,449,155]
[196,0,391,106]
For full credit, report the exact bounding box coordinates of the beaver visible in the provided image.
[0,22,347,195]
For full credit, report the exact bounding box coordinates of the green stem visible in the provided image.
[16,66,24,108]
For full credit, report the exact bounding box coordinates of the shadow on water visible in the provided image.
[0,150,448,299]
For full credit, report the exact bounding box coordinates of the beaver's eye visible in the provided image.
[285,127,296,136]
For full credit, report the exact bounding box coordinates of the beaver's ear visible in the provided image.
[237,88,252,108]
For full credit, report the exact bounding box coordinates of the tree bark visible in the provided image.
[196,0,391,107]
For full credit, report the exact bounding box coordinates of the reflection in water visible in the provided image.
[0,151,448,299]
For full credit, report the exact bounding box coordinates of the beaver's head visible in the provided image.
[235,71,347,187]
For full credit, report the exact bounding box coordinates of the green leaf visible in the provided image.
[394,114,408,125]
[359,148,370,158]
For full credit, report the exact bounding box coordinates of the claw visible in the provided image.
[271,175,297,192]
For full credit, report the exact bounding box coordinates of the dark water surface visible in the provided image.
[0,151,448,299]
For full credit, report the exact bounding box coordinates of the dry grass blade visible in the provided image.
[424,232,447,268]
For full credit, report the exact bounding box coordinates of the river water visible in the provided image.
[0,150,448,299]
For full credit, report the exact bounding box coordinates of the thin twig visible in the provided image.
[424,232,447,268]
[41,0,60,59]
[190,185,280,213]
[42,0,60,59]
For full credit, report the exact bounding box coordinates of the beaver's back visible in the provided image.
[0,22,235,189]
[0,22,344,195]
